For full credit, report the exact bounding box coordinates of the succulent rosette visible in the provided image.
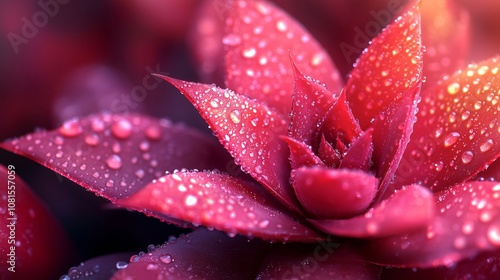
[1,0,500,279]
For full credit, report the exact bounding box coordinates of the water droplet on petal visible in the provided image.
[276,20,287,32]
[185,195,198,207]
[116,261,128,269]
[145,126,161,141]
[480,139,494,152]
[222,34,242,46]
[461,151,474,164]
[242,48,256,58]
[112,119,133,139]
[444,132,460,147]
[159,254,173,264]
[106,154,123,170]
[59,119,83,137]
[84,133,100,146]
[229,110,241,124]
[447,83,460,95]
[487,225,500,245]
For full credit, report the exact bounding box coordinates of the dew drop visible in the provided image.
[276,20,287,32]
[139,140,150,152]
[85,134,100,146]
[474,101,482,110]
[222,34,242,46]
[59,119,83,137]
[310,53,324,66]
[434,161,444,172]
[106,180,114,187]
[54,136,64,145]
[185,195,198,207]
[461,151,474,164]
[111,119,133,139]
[145,126,161,141]
[242,48,256,58]
[116,261,128,269]
[258,220,270,228]
[210,99,219,108]
[135,169,145,179]
[91,119,105,132]
[447,83,460,95]
[453,236,467,249]
[480,139,493,152]
[160,254,174,264]
[229,110,241,124]
[444,132,460,147]
[106,154,123,170]
[487,225,500,245]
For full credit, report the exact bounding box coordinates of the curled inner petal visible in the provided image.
[291,167,378,219]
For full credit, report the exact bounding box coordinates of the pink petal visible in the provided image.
[320,90,362,145]
[112,228,271,279]
[292,167,378,219]
[256,242,381,280]
[310,184,433,238]
[117,171,321,242]
[281,136,325,169]
[0,113,230,201]
[289,59,338,145]
[224,0,343,116]
[346,1,423,130]
[372,83,421,203]
[61,253,132,280]
[421,0,470,88]
[363,181,500,267]
[394,57,500,192]
[339,128,374,172]
[161,75,301,212]
[381,250,500,279]
[318,135,341,168]
[0,165,75,279]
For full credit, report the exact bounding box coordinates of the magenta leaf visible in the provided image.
[256,242,381,280]
[310,184,433,238]
[320,90,362,145]
[289,59,338,145]
[61,252,132,280]
[339,128,374,171]
[371,83,421,202]
[117,171,321,242]
[111,228,272,280]
[362,181,500,267]
[291,167,378,219]
[224,0,343,116]
[0,113,230,201]
[318,135,341,168]
[346,1,423,130]
[382,250,500,280]
[160,75,301,212]
[394,57,500,192]
[281,136,325,169]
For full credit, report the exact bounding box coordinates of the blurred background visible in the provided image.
[0,0,499,277]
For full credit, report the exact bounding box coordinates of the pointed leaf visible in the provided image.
[0,165,75,279]
[310,184,433,238]
[0,113,230,201]
[394,57,500,192]
[421,0,470,88]
[320,90,362,145]
[371,83,421,203]
[256,243,381,280]
[339,128,374,171]
[112,228,272,280]
[318,135,341,167]
[118,171,321,242]
[224,0,343,116]
[292,167,378,219]
[281,136,325,170]
[363,181,500,267]
[289,59,338,145]
[161,76,301,212]
[346,1,423,129]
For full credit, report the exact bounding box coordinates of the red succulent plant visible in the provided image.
[1,0,500,279]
